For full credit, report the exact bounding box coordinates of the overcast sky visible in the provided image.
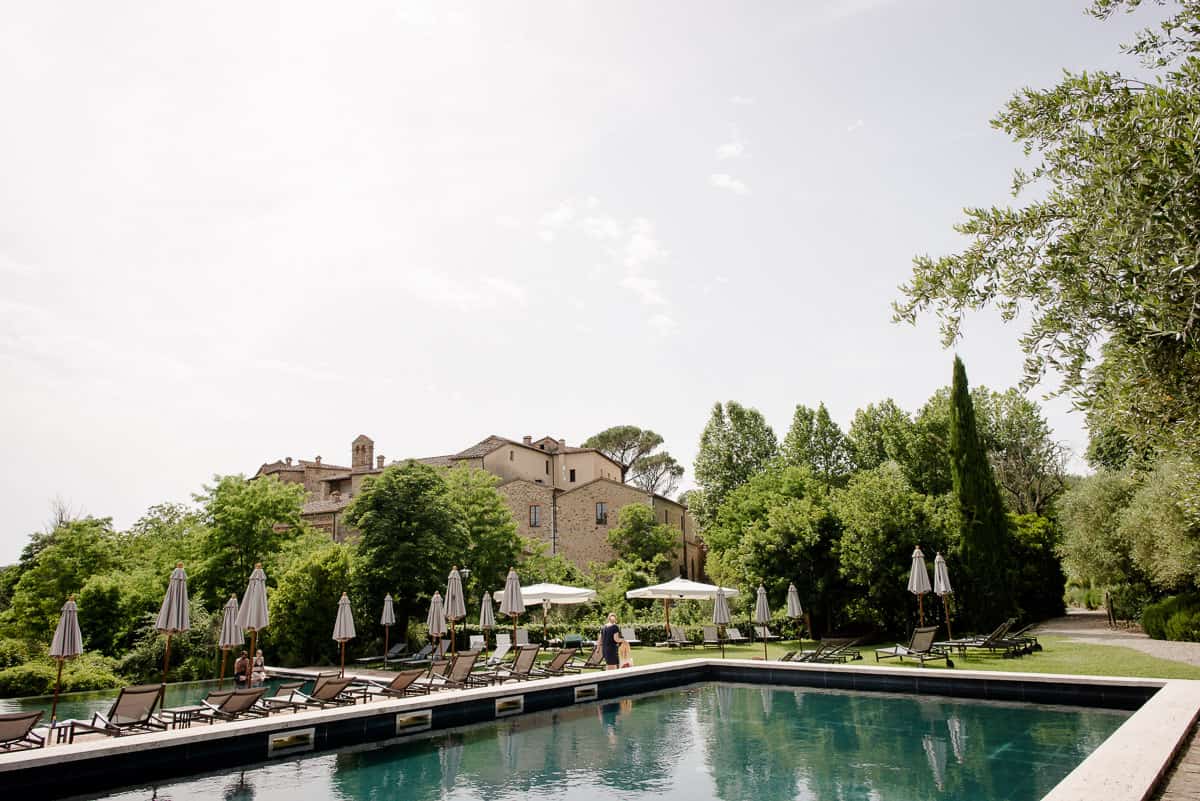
[0,1,1168,562]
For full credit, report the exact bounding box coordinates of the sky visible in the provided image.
[0,1,1170,562]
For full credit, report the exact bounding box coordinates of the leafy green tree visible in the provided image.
[269,543,354,666]
[977,389,1068,516]
[1008,514,1067,622]
[629,453,685,496]
[892,389,955,496]
[518,539,586,586]
[192,475,306,606]
[692,401,778,528]
[949,357,1016,628]
[346,462,468,631]
[607,504,679,565]
[1120,456,1200,591]
[781,403,854,487]
[582,426,665,482]
[1057,470,1140,586]
[895,0,1200,460]
[846,399,912,472]
[443,465,523,599]
[836,464,957,636]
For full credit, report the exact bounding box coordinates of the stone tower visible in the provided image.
[351,434,374,472]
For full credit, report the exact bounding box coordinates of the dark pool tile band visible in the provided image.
[0,659,1176,800]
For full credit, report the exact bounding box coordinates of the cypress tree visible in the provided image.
[948,356,1014,629]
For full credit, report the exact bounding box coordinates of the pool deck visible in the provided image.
[1153,721,1200,801]
[2,658,1197,801]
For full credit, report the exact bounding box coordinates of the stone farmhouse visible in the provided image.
[254,434,705,579]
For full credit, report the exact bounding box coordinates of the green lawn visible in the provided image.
[618,635,1200,680]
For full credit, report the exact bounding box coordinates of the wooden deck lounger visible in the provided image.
[366,669,431,699]
[68,684,167,743]
[200,688,268,722]
[533,648,579,677]
[0,711,44,751]
[875,626,953,667]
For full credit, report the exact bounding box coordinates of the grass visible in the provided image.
[615,635,1200,680]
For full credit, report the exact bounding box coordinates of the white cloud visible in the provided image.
[716,140,746,160]
[0,254,39,276]
[648,314,678,335]
[254,359,345,383]
[620,274,667,306]
[709,173,750,195]
[624,217,668,272]
[582,215,622,240]
[846,119,865,133]
[397,268,528,312]
[494,214,521,229]
[730,95,755,105]
[482,276,529,305]
[538,203,575,228]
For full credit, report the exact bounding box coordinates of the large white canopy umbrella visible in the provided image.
[492,582,597,642]
[49,596,83,722]
[333,592,356,677]
[626,577,740,633]
[712,589,731,659]
[445,567,467,655]
[498,568,525,644]
[217,595,243,689]
[380,594,396,665]
[753,585,771,660]
[427,591,448,657]
[933,552,954,639]
[236,563,269,664]
[908,546,933,626]
[155,562,190,682]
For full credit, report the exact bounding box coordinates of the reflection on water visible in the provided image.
[98,684,1129,801]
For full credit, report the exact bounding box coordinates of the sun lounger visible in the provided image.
[619,626,641,647]
[754,626,781,642]
[0,711,44,751]
[200,688,268,722]
[778,651,797,662]
[875,626,953,667]
[394,643,434,665]
[469,635,485,650]
[937,618,1024,657]
[579,642,605,669]
[485,641,512,666]
[702,626,724,647]
[796,637,864,664]
[367,668,431,699]
[563,633,585,649]
[533,648,579,677]
[427,650,485,690]
[1007,623,1042,652]
[654,625,694,648]
[515,629,530,646]
[68,684,167,742]
[296,675,359,708]
[355,642,409,664]
[258,681,307,713]
[479,644,541,683]
[725,627,750,644]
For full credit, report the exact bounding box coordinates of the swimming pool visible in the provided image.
[91,683,1128,801]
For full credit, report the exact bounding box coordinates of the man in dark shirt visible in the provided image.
[600,613,624,671]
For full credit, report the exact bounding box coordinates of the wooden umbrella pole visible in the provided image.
[51,659,64,723]
[161,634,172,683]
[943,595,953,640]
[383,625,390,667]
[249,630,258,668]
[543,608,549,643]
[218,649,228,690]
[918,594,925,627]
[762,635,768,662]
[664,599,671,633]
[512,615,517,647]
[339,641,346,677]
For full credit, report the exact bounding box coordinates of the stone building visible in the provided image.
[254,433,704,578]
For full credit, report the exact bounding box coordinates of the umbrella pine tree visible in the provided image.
[948,357,1015,629]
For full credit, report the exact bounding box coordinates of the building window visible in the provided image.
[509,450,514,461]
[569,468,576,483]
[545,460,549,475]
[596,502,608,524]
[530,505,541,527]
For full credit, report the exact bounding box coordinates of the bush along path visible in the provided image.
[1036,609,1200,670]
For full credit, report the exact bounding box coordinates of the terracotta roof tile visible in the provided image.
[302,498,351,514]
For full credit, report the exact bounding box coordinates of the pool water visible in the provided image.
[0,678,289,724]
[95,683,1128,801]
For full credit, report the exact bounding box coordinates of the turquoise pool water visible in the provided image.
[95,683,1128,801]
[0,678,288,724]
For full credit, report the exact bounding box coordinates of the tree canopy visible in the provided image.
[582,426,665,482]
[781,403,854,487]
[691,401,778,528]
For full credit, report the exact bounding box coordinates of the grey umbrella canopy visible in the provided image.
[49,596,83,722]
[427,591,447,656]
[235,563,269,663]
[933,552,954,639]
[908,546,932,626]
[445,567,467,655]
[753,585,771,659]
[712,589,731,659]
[478,594,496,658]
[155,562,190,682]
[333,592,356,676]
[217,595,242,689]
[380,593,396,665]
[786,583,804,640]
[498,568,525,644]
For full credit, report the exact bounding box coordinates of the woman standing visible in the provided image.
[251,649,266,687]
[599,613,624,671]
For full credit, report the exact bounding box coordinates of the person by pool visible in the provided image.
[252,649,266,687]
[599,613,625,671]
[233,650,250,688]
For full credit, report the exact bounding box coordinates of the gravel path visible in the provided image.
[1036,609,1200,667]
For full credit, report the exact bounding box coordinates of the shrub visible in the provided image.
[1142,593,1200,640]
[61,653,123,693]
[0,637,31,669]
[0,662,56,697]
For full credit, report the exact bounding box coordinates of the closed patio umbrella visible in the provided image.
[786,582,805,640]
[498,568,525,645]
[333,592,356,677]
[235,563,269,666]
[933,552,953,639]
[753,585,771,660]
[427,591,447,657]
[479,594,496,658]
[712,589,731,659]
[49,596,83,722]
[445,567,467,656]
[908,546,932,626]
[155,562,190,682]
[217,595,243,689]
[380,594,396,665]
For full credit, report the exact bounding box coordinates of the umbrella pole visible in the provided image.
[918,594,925,627]
[249,630,258,671]
[450,619,456,656]
[543,608,549,644]
[664,599,671,634]
[943,595,953,640]
[512,616,517,647]
[762,635,768,661]
[218,649,228,690]
[161,633,172,683]
[51,659,64,723]
[383,625,389,667]
[339,641,346,677]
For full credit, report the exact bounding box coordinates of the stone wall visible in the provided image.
[497,480,557,552]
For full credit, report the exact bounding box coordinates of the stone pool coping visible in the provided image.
[1,657,1195,800]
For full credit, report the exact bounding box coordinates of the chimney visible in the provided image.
[315,455,322,466]
[377,455,384,469]
[285,457,292,466]
[523,435,532,445]
[558,438,566,450]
